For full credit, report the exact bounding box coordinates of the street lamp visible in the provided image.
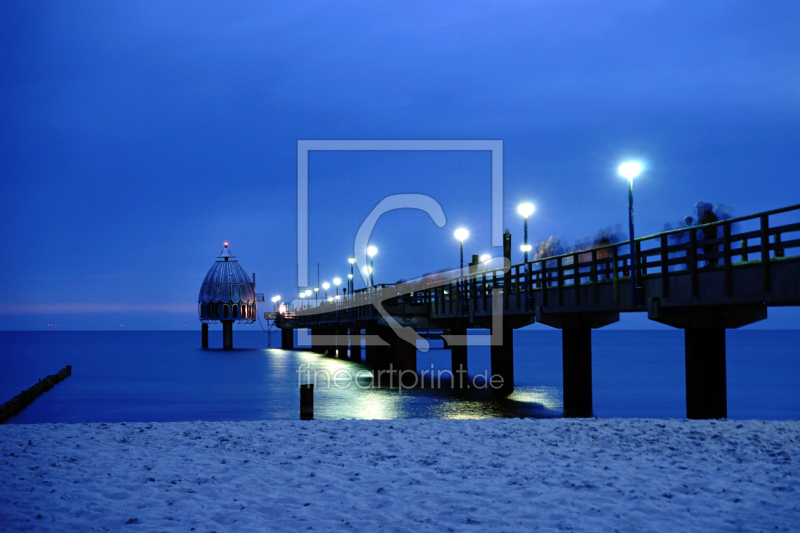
[271,295,280,312]
[322,282,330,300]
[480,254,491,271]
[367,246,377,286]
[333,278,341,296]
[348,257,356,293]
[618,161,644,306]
[517,203,535,263]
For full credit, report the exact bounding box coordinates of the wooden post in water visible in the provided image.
[300,384,314,420]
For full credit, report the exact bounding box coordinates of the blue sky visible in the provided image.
[1,1,799,329]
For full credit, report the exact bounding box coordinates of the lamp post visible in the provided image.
[334,278,341,296]
[517,203,535,263]
[454,228,469,314]
[367,246,377,286]
[363,265,372,286]
[618,161,644,306]
[348,257,355,294]
[454,228,469,273]
[314,287,319,304]
[322,282,330,300]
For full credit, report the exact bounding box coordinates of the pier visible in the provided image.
[276,204,800,419]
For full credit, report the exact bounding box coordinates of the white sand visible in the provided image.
[1,418,798,532]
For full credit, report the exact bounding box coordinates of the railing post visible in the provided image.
[775,233,784,258]
[612,247,620,303]
[761,214,771,292]
[525,262,532,309]
[574,253,581,305]
[660,234,669,298]
[741,238,748,262]
[557,257,564,306]
[482,273,488,312]
[515,265,521,309]
[724,221,733,295]
[689,228,699,297]
[591,249,599,305]
[636,240,643,277]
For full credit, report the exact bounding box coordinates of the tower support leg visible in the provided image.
[490,327,514,394]
[685,328,727,419]
[222,321,233,350]
[562,327,593,417]
[202,323,208,348]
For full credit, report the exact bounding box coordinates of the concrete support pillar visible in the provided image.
[647,304,765,420]
[397,336,418,387]
[685,328,727,419]
[349,329,362,362]
[222,321,233,350]
[324,328,337,357]
[336,328,348,359]
[281,328,294,350]
[372,327,396,383]
[310,328,325,354]
[201,323,208,348]
[562,328,593,416]
[490,327,514,395]
[364,328,377,368]
[450,327,468,388]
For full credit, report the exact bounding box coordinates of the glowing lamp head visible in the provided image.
[322,282,330,290]
[520,244,532,252]
[348,273,353,279]
[454,228,469,242]
[480,254,491,263]
[224,242,228,248]
[348,256,356,264]
[314,287,319,292]
[618,161,643,180]
[367,246,377,257]
[517,203,535,218]
[363,265,373,275]
[333,278,341,286]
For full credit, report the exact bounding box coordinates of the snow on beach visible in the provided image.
[1,418,798,532]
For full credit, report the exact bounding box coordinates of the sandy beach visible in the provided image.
[1,418,798,532]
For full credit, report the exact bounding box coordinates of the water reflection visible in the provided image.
[280,348,563,420]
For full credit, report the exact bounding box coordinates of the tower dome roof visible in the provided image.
[198,243,257,324]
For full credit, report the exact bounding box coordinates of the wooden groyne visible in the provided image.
[0,366,72,423]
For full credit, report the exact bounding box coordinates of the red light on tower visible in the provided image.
[224,242,228,247]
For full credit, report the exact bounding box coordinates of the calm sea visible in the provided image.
[1,330,798,423]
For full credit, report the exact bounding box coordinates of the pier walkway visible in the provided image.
[275,204,800,418]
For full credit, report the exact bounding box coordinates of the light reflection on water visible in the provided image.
[2,330,798,423]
